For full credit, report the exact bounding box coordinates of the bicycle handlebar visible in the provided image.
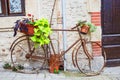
[71,21,86,30]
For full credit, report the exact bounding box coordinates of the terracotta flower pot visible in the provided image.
[25,24,35,35]
[49,65,59,73]
[80,25,89,34]
[49,54,60,73]
[20,23,35,35]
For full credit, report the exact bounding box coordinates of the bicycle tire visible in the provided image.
[75,41,106,76]
[11,37,47,74]
[10,35,29,50]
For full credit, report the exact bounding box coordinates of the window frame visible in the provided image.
[0,0,6,16]
[0,0,25,17]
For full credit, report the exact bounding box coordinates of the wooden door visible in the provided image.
[102,0,120,67]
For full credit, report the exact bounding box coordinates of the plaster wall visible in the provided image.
[0,0,101,70]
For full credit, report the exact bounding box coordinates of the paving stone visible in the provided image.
[0,63,120,80]
[1,77,15,80]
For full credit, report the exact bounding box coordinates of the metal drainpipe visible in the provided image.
[61,0,67,71]
[37,0,41,18]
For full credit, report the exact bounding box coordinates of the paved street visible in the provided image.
[0,61,120,80]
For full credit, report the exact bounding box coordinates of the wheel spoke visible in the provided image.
[75,41,106,76]
[11,38,47,74]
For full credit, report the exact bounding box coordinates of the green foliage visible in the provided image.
[17,64,24,70]
[12,67,18,72]
[54,69,60,74]
[3,63,11,69]
[3,63,24,72]
[30,18,52,47]
[86,22,97,32]
[12,65,24,71]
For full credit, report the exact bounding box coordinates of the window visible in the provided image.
[0,1,2,13]
[0,0,25,16]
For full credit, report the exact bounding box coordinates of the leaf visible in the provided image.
[30,36,37,42]
[44,39,50,44]
[13,20,21,36]
[34,28,39,33]
[85,22,97,32]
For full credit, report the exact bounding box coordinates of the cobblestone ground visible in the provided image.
[0,62,120,80]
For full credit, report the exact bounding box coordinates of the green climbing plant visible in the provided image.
[30,18,52,47]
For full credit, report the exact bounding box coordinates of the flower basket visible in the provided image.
[80,25,89,34]
[49,54,60,73]
[20,23,35,35]
[78,21,97,34]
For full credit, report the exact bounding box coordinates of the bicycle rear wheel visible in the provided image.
[75,41,106,76]
[11,37,47,74]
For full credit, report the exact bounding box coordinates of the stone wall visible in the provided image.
[38,0,91,70]
[0,0,101,70]
[0,0,39,62]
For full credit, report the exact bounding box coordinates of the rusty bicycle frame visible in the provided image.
[10,24,106,75]
[49,24,93,65]
[48,0,93,66]
[50,25,92,58]
[10,0,106,75]
[10,23,92,63]
[48,21,106,76]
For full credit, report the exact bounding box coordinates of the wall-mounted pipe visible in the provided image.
[61,0,67,71]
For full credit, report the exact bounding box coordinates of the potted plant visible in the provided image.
[13,14,52,47]
[49,54,60,73]
[80,24,89,34]
[30,18,52,47]
[78,21,97,34]
[13,14,35,36]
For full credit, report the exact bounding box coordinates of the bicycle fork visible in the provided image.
[77,27,93,70]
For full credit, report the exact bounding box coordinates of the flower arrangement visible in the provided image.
[13,14,35,36]
[13,14,52,47]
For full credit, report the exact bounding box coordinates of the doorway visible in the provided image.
[101,0,120,67]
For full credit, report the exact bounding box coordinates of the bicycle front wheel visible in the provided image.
[11,37,47,74]
[75,41,106,76]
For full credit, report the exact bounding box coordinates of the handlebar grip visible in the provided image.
[71,24,79,30]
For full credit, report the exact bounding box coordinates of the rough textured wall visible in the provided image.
[0,0,39,62]
[65,0,90,70]
[38,0,91,70]
[36,0,101,70]
[0,0,101,70]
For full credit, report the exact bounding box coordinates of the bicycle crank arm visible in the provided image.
[25,54,48,60]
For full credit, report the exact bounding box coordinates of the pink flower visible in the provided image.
[28,14,31,16]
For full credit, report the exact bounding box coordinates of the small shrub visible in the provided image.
[3,63,11,69]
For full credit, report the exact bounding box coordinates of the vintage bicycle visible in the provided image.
[9,0,106,76]
[10,21,106,76]
[48,23,106,76]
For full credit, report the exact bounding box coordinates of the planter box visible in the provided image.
[49,54,61,73]
[20,23,35,35]
[80,25,89,34]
